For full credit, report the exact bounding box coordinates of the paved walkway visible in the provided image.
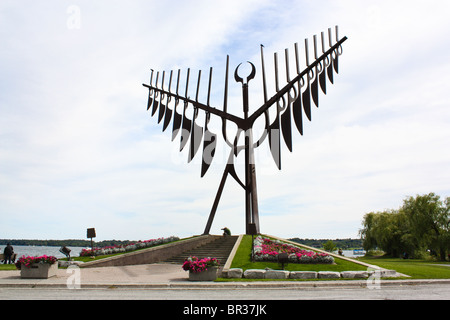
[1,263,450,289]
[0,264,188,288]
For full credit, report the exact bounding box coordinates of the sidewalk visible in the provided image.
[1,263,449,289]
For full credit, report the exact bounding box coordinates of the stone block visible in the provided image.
[265,270,289,279]
[227,268,243,278]
[289,271,317,279]
[243,269,266,279]
[58,260,84,268]
[340,271,369,279]
[380,269,397,277]
[318,271,341,279]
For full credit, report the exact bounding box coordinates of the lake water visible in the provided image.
[340,250,366,258]
[2,245,86,259]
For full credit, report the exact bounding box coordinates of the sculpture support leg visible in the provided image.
[250,150,260,233]
[203,165,229,235]
[245,129,260,235]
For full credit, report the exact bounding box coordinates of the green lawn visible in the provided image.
[358,256,450,279]
[0,264,16,271]
[228,235,450,280]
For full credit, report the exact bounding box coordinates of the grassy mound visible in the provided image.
[230,235,367,272]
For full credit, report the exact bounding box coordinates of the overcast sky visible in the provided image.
[1,1,449,241]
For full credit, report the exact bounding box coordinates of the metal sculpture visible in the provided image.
[142,26,347,235]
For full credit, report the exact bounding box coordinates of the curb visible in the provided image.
[1,279,450,289]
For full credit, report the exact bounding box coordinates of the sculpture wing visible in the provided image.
[250,27,347,169]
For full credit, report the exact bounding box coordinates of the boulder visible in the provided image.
[243,269,266,279]
[340,271,369,279]
[227,268,243,279]
[265,270,289,279]
[318,271,341,279]
[58,260,84,268]
[380,269,397,277]
[289,271,317,279]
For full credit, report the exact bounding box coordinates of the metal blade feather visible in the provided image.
[151,99,159,117]
[147,95,153,111]
[327,56,334,84]
[188,119,203,163]
[171,100,182,141]
[158,99,166,124]
[293,93,303,135]
[319,67,327,95]
[268,115,281,170]
[311,71,319,108]
[180,106,191,152]
[333,52,339,74]
[302,82,312,121]
[162,104,172,132]
[280,103,293,152]
[201,127,217,177]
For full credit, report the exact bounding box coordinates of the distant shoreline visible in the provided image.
[0,239,137,248]
[1,237,363,250]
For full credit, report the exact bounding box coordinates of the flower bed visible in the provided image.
[182,256,219,273]
[253,236,334,264]
[15,255,58,270]
[79,236,179,257]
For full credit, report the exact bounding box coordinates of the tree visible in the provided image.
[401,193,450,261]
[359,209,409,257]
[360,193,450,261]
[323,240,337,252]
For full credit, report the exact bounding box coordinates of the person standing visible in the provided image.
[3,243,14,264]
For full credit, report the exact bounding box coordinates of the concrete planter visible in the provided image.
[20,263,58,279]
[189,267,218,281]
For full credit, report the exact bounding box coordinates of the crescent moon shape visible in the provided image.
[234,61,256,84]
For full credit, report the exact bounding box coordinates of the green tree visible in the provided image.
[401,193,450,261]
[359,209,409,257]
[360,193,450,261]
[323,240,337,252]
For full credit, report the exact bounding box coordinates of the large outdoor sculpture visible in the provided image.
[143,26,347,235]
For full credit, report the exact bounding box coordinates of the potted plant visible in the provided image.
[16,255,58,279]
[182,256,219,281]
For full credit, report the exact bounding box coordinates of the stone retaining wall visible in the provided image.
[222,269,398,279]
[80,235,220,268]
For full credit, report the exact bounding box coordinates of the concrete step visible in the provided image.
[162,235,238,265]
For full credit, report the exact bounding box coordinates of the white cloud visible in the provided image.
[1,1,449,241]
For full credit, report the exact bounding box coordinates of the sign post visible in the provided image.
[86,228,96,252]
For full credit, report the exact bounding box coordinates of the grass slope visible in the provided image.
[230,235,367,272]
